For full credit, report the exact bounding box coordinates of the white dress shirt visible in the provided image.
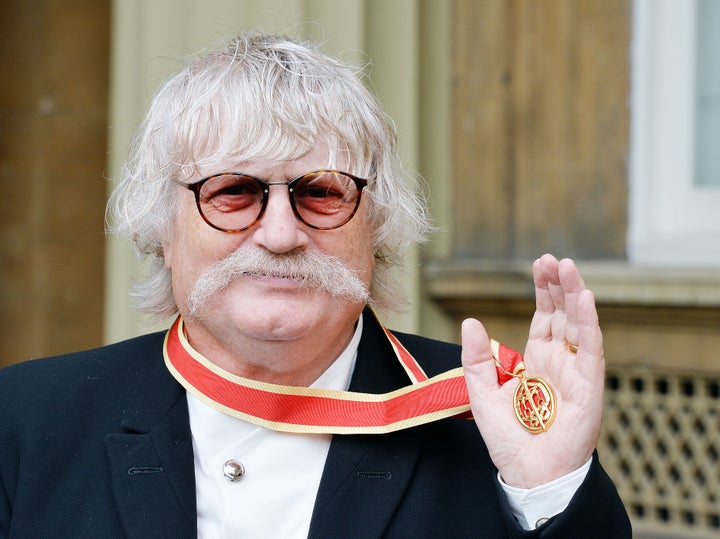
[188,315,587,537]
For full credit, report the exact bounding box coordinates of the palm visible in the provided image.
[461,255,605,488]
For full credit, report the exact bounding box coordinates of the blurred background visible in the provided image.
[1,1,718,537]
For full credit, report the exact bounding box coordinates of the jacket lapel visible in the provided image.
[105,345,197,538]
[308,312,425,537]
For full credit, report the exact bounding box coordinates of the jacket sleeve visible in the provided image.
[0,366,20,539]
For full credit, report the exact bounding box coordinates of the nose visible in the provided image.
[250,184,309,253]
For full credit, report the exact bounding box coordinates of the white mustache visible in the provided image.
[186,247,370,316]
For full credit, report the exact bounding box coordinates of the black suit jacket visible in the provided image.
[0,314,630,538]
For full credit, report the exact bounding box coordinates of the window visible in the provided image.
[629,0,720,267]
[695,0,720,188]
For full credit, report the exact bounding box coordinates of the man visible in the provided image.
[0,33,630,537]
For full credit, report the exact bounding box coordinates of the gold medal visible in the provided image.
[513,375,556,433]
[491,340,557,434]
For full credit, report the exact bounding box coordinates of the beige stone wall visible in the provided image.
[0,1,110,364]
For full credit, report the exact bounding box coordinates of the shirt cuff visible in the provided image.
[498,458,592,530]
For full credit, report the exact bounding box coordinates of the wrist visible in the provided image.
[499,451,594,489]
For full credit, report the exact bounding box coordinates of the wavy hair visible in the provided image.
[107,32,432,318]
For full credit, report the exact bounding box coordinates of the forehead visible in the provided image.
[179,138,360,182]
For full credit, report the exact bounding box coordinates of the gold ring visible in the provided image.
[566,341,579,354]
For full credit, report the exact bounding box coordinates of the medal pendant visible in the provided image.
[513,375,556,433]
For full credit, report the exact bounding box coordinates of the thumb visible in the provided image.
[461,318,499,393]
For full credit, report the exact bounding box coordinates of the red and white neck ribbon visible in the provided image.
[164,316,520,434]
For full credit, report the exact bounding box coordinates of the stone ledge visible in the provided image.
[423,258,720,373]
[423,258,720,308]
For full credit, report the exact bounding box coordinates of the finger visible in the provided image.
[576,289,603,360]
[540,254,566,312]
[574,289,606,391]
[460,318,499,394]
[529,256,556,342]
[535,254,563,309]
[533,257,554,314]
[531,254,570,345]
[558,258,586,347]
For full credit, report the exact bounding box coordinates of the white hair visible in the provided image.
[107,32,432,318]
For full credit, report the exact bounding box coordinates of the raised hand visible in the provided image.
[461,254,605,488]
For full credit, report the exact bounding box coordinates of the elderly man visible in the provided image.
[0,33,630,537]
